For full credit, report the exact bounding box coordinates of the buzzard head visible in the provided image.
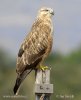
[38,7,54,18]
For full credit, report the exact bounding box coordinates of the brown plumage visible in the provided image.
[13,7,54,95]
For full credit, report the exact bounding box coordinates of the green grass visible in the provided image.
[0,48,81,100]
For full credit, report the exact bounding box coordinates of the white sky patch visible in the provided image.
[0,35,17,55]
[0,14,32,27]
[0,0,81,55]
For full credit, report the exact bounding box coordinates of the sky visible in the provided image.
[0,0,81,56]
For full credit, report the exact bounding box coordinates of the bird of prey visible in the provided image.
[13,7,54,95]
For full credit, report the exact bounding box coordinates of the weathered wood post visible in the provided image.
[35,69,53,100]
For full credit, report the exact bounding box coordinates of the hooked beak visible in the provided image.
[51,10,54,15]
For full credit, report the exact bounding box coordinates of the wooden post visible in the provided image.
[35,69,53,100]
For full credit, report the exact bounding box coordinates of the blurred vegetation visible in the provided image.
[0,48,81,100]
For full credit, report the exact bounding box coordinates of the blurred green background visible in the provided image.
[0,47,81,100]
[0,0,81,100]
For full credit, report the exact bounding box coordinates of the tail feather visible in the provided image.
[13,69,32,95]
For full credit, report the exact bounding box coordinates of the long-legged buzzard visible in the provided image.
[13,7,54,95]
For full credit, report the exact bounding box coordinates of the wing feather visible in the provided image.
[16,19,52,74]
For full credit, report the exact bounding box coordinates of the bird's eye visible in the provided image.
[45,9,49,11]
[41,9,49,12]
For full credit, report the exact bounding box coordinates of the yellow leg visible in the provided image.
[39,65,49,71]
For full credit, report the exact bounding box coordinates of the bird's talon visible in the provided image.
[40,66,49,71]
